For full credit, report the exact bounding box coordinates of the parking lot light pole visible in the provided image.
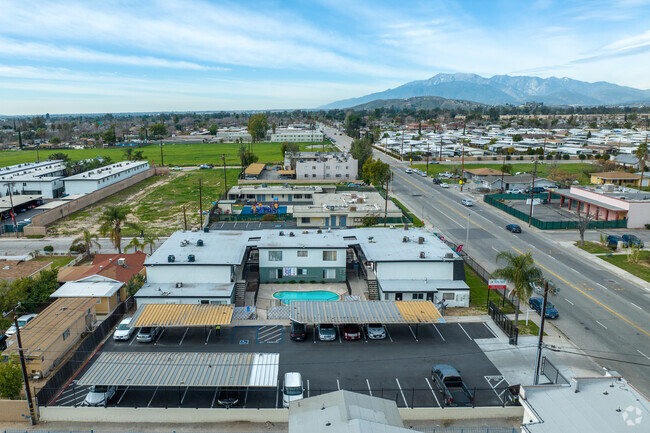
[533,281,549,385]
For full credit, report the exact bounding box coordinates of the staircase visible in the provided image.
[234,281,247,307]
[367,279,379,300]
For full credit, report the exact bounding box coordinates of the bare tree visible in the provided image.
[576,205,595,246]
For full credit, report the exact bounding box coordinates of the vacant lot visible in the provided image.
[0,141,334,167]
[48,169,240,238]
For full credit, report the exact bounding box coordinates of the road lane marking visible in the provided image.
[366,379,373,396]
[437,200,490,232]
[511,247,650,337]
[307,380,310,398]
[637,350,650,360]
[396,378,409,408]
[458,323,472,340]
[432,323,445,341]
[630,302,642,310]
[425,377,441,407]
[393,171,429,195]
[596,321,608,329]
[565,299,574,306]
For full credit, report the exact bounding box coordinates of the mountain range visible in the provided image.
[320,73,650,109]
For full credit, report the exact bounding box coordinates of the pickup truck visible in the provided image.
[432,364,474,407]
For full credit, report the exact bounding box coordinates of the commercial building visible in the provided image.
[285,152,358,180]
[63,161,150,195]
[227,184,323,203]
[0,160,66,199]
[140,227,468,307]
[2,297,96,379]
[270,127,323,143]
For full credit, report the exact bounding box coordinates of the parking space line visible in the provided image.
[366,379,372,396]
[395,378,408,408]
[307,379,310,398]
[432,324,445,341]
[154,328,165,345]
[181,386,189,404]
[458,323,472,340]
[482,322,498,338]
[408,325,419,341]
[596,320,608,329]
[385,326,394,342]
[117,386,130,405]
[638,350,650,360]
[337,379,341,391]
[147,386,159,408]
[425,377,441,407]
[179,328,189,345]
[338,326,342,343]
[565,298,574,306]
[129,335,137,346]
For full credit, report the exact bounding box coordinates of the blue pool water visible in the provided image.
[273,291,339,305]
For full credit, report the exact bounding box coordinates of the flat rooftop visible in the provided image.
[0,160,63,177]
[572,185,650,202]
[229,184,324,195]
[64,161,149,181]
[0,194,42,212]
[145,230,250,266]
[298,191,401,215]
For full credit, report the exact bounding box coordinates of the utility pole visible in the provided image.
[221,154,228,199]
[410,141,413,167]
[159,141,164,166]
[533,281,550,385]
[3,182,19,237]
[426,140,430,176]
[183,206,187,231]
[400,128,404,161]
[198,178,203,228]
[439,132,443,161]
[501,155,506,193]
[460,140,465,192]
[465,212,471,253]
[528,159,538,227]
[6,307,37,425]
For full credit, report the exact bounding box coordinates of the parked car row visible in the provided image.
[112,317,161,343]
[291,322,387,342]
[607,234,644,248]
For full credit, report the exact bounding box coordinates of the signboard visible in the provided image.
[488,279,507,290]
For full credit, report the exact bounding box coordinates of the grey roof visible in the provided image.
[290,300,444,325]
[257,230,348,249]
[522,374,650,433]
[356,228,457,262]
[77,352,279,387]
[135,282,235,299]
[50,280,123,298]
[377,279,468,293]
[145,230,250,265]
[289,390,410,433]
[0,160,63,177]
[64,161,148,181]
[553,189,627,211]
[615,154,639,165]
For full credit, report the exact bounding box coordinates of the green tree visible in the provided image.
[351,138,373,173]
[209,124,218,135]
[238,144,259,168]
[281,141,299,156]
[344,113,363,138]
[635,140,648,191]
[125,274,146,297]
[491,251,543,327]
[48,152,70,161]
[125,237,143,252]
[123,148,134,161]
[247,113,269,150]
[49,136,61,144]
[103,124,117,145]
[363,158,393,226]
[0,356,23,399]
[98,205,132,253]
[512,134,523,142]
[149,123,167,140]
[74,229,101,255]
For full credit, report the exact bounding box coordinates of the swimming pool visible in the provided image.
[273,291,339,305]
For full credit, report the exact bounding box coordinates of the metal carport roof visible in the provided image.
[77,352,279,387]
[290,301,445,325]
[130,303,234,328]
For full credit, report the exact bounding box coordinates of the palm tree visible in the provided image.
[491,251,543,327]
[142,233,159,255]
[125,237,143,252]
[98,205,131,253]
[74,229,101,256]
[635,139,648,191]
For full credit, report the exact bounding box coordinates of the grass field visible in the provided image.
[575,241,611,254]
[48,169,240,238]
[466,265,516,314]
[412,162,596,184]
[0,141,335,168]
[600,251,650,282]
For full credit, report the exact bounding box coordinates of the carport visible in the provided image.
[290,300,445,338]
[130,303,234,327]
[77,351,279,407]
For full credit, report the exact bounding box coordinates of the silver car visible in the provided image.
[82,385,116,407]
[317,324,336,341]
[136,326,162,343]
[366,323,387,340]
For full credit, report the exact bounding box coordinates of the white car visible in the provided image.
[418,170,427,177]
[440,183,449,188]
[113,317,135,341]
[507,188,523,194]
[171,166,182,170]
[5,313,38,336]
[405,168,413,174]
[82,385,116,407]
[461,199,473,206]
[366,323,387,340]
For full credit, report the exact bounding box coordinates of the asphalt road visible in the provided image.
[325,126,650,395]
[51,323,506,409]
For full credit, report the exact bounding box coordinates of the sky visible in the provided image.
[1,0,650,115]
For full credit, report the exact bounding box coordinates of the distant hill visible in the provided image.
[349,95,485,111]
[320,73,650,109]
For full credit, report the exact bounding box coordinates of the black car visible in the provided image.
[524,187,546,194]
[432,178,442,185]
[622,234,644,248]
[506,224,522,233]
[217,389,242,408]
[290,322,307,341]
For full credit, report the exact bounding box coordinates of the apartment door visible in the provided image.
[340,216,347,227]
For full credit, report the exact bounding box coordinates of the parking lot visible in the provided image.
[51,321,513,409]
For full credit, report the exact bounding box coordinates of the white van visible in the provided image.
[282,372,304,408]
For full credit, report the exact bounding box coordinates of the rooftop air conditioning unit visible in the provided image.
[168,255,175,263]
[197,239,204,246]
[403,236,409,243]
[176,282,183,288]
[289,232,295,237]
[418,237,424,244]
[419,252,426,259]
[188,254,195,262]
[279,231,284,236]
[117,258,126,267]
[444,252,454,259]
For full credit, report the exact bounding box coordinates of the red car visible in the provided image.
[343,324,362,341]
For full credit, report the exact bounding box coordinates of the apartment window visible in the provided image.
[323,250,337,261]
[312,166,316,169]
[304,174,309,178]
[297,250,308,257]
[297,268,307,275]
[62,328,70,340]
[305,194,312,199]
[312,174,316,178]
[412,293,424,300]
[294,194,303,199]
[442,293,455,301]
[323,269,336,279]
[268,251,282,261]
[326,173,331,177]
[335,174,342,178]
[301,217,311,223]
[200,300,209,304]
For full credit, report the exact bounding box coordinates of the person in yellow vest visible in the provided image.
[215,325,221,336]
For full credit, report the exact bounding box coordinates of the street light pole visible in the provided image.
[5,307,37,425]
[426,140,430,176]
[534,281,550,385]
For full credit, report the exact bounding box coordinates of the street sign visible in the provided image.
[488,279,507,290]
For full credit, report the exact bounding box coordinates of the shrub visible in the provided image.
[506,155,512,161]
[43,245,54,255]
[261,214,277,221]
[477,157,483,161]
[563,154,570,160]
[645,224,650,230]
[518,156,524,160]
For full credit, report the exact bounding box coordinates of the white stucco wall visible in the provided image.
[259,247,346,269]
[375,261,453,280]
[146,265,232,284]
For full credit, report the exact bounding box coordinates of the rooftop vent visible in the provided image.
[302,230,309,234]
[403,236,409,243]
[317,229,322,234]
[197,239,204,247]
[444,252,454,259]
[404,223,409,231]
[289,232,295,237]
[419,251,426,259]
[188,254,195,262]
[418,237,424,245]
[279,231,285,236]
[168,255,175,263]
[204,226,210,233]
[176,282,183,288]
